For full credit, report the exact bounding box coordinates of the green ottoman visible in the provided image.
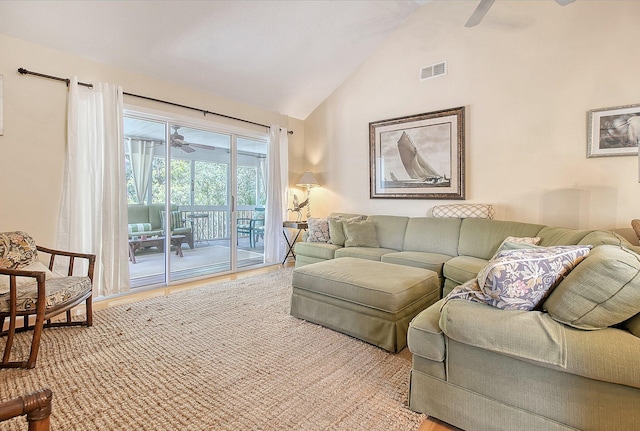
[290,257,440,352]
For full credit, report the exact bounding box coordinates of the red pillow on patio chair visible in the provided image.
[0,231,95,369]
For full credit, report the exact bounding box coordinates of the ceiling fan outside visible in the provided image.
[465,0,576,28]
[170,126,215,153]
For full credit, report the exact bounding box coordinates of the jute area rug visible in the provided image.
[1,267,426,430]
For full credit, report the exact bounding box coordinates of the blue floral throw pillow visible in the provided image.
[445,245,592,311]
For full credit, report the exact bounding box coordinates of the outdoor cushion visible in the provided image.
[128,223,152,233]
[0,276,91,313]
[544,245,640,330]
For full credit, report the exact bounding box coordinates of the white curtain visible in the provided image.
[126,138,154,204]
[57,77,130,297]
[264,126,288,264]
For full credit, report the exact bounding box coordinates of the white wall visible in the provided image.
[304,0,640,230]
[0,34,304,246]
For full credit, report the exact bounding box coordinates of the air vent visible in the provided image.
[420,61,447,81]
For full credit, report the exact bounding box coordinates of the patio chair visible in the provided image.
[0,388,53,431]
[0,231,95,369]
[237,208,265,248]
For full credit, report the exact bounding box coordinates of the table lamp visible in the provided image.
[296,171,320,218]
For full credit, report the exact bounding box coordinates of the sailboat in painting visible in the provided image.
[387,131,449,187]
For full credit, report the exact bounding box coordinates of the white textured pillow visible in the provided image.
[306,218,331,243]
[0,261,57,294]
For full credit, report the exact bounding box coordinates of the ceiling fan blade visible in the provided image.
[181,145,196,153]
[555,0,575,5]
[189,143,215,151]
[465,0,495,28]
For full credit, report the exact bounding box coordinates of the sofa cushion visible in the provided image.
[334,247,396,261]
[403,217,461,256]
[625,313,640,337]
[536,226,591,246]
[367,215,409,251]
[343,219,379,248]
[294,242,341,261]
[127,204,152,225]
[443,255,488,286]
[578,230,630,247]
[543,245,640,330]
[439,299,567,367]
[458,218,544,260]
[381,251,451,276]
[446,245,591,311]
[407,299,446,362]
[306,217,330,243]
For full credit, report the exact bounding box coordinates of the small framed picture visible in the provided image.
[587,104,640,157]
[369,107,465,199]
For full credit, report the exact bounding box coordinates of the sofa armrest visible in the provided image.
[440,299,640,389]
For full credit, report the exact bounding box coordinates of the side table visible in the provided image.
[282,221,308,265]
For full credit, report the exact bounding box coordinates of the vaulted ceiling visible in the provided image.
[0,0,423,120]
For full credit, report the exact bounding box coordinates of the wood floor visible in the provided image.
[95,263,462,431]
[418,418,461,431]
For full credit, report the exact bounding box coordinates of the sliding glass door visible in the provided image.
[124,112,267,288]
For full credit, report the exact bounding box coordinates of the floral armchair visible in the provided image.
[0,231,95,369]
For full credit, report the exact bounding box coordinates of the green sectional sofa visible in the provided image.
[127,204,194,249]
[293,213,640,431]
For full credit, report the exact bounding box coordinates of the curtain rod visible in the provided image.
[17,67,293,135]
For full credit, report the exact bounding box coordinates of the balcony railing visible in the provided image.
[179,207,259,242]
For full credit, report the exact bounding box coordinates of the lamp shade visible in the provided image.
[296,171,320,188]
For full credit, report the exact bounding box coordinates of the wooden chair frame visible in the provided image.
[0,388,53,431]
[0,246,95,369]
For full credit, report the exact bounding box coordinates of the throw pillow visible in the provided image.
[128,223,152,233]
[343,219,379,248]
[0,231,38,269]
[543,245,640,330]
[160,210,183,230]
[306,218,331,243]
[328,215,366,246]
[0,261,57,294]
[445,245,591,311]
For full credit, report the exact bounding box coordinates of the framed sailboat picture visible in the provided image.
[369,107,465,199]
